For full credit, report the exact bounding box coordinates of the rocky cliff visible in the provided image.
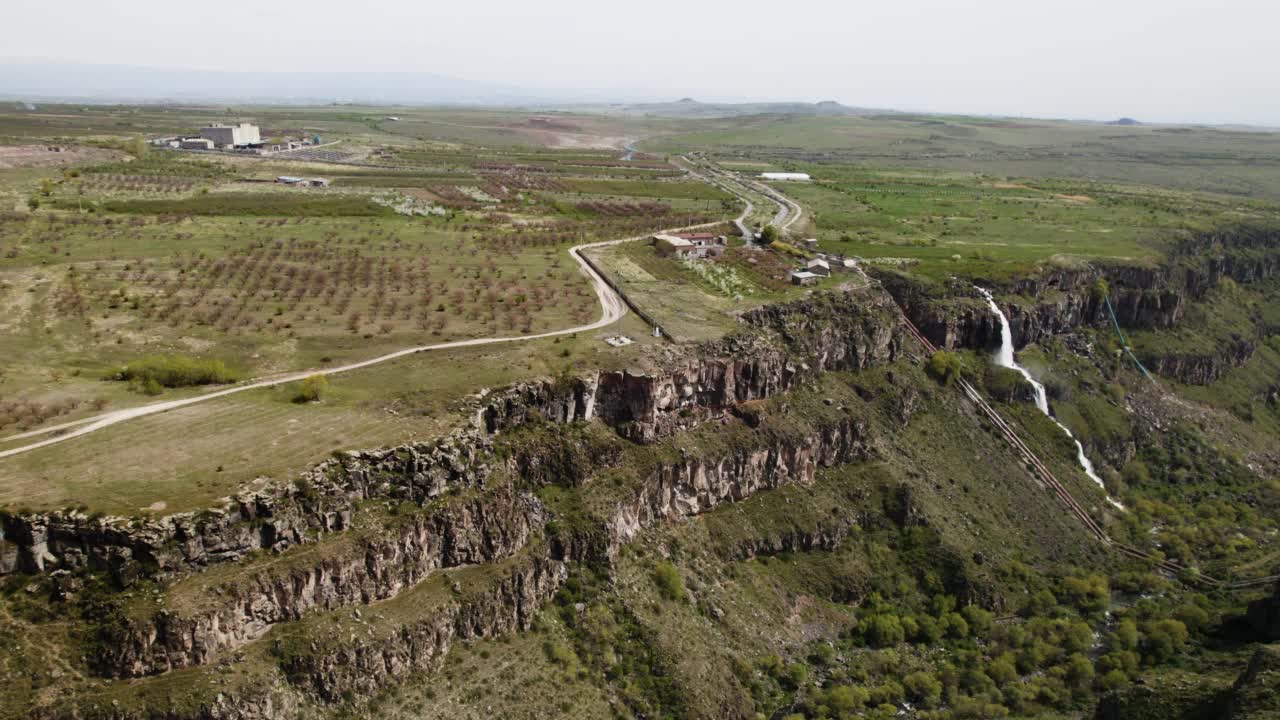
[98,490,544,678]
[873,224,1280,385]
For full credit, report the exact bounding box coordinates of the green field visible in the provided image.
[648,114,1280,200]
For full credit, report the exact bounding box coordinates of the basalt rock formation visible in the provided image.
[0,287,904,586]
[874,223,1280,383]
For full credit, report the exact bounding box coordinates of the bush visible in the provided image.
[862,614,906,647]
[652,562,686,602]
[927,351,965,386]
[292,374,329,403]
[108,354,240,389]
[904,671,943,707]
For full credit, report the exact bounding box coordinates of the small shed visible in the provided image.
[807,258,832,277]
[790,270,820,286]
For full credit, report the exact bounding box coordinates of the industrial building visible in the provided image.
[200,123,262,149]
[760,172,811,181]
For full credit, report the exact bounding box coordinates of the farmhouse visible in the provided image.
[806,258,832,276]
[761,172,811,181]
[652,232,727,260]
[200,123,262,149]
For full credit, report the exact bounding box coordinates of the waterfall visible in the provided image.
[976,287,1120,506]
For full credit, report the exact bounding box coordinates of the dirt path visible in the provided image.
[0,222,714,459]
[0,156,770,460]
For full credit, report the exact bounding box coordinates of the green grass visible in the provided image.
[761,166,1276,281]
[0,313,658,514]
[77,193,392,216]
[561,178,732,201]
[646,113,1280,200]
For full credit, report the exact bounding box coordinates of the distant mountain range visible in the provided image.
[0,61,544,105]
[0,61,897,119]
[553,98,891,119]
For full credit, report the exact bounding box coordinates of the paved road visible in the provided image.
[0,223,718,460]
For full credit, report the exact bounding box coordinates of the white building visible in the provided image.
[806,258,832,277]
[761,172,811,181]
[200,123,262,149]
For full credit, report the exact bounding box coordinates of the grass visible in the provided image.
[646,113,1280,200]
[762,166,1271,282]
[0,313,658,514]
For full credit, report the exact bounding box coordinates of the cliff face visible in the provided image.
[278,553,566,703]
[873,225,1280,386]
[99,491,544,678]
[0,429,496,583]
[482,290,904,442]
[1143,337,1256,385]
[608,417,870,546]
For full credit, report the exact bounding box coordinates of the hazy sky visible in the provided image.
[3,0,1277,124]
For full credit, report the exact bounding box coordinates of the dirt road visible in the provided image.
[0,223,710,459]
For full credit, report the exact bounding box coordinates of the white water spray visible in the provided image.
[976,287,1122,508]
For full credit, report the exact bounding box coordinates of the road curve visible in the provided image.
[0,221,717,460]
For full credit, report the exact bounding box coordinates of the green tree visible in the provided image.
[927,351,964,386]
[904,671,943,708]
[293,374,329,403]
[760,224,779,243]
[863,614,905,647]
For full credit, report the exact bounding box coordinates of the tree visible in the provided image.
[760,224,779,243]
[293,374,328,403]
[927,351,964,386]
[904,671,943,708]
[863,614,905,647]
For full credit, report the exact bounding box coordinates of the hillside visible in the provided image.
[0,103,1278,720]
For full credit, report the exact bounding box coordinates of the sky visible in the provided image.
[2,0,1277,125]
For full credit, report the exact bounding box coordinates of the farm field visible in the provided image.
[756,165,1278,281]
[647,113,1280,200]
[0,114,736,443]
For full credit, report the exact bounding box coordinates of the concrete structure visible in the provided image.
[276,176,329,187]
[653,233,727,260]
[761,172,811,181]
[803,238,819,250]
[806,258,832,277]
[662,232,728,259]
[179,138,215,150]
[200,123,262,149]
[790,270,820,286]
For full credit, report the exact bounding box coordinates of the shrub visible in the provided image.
[863,614,905,647]
[927,351,965,386]
[904,671,943,707]
[108,354,240,389]
[292,374,329,403]
[652,562,686,602]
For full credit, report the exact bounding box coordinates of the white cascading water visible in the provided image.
[976,287,1121,507]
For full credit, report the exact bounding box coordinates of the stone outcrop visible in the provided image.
[482,289,904,442]
[99,490,544,678]
[278,552,567,702]
[609,416,871,545]
[875,222,1280,355]
[1142,336,1256,385]
[0,288,905,586]
[0,429,495,583]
